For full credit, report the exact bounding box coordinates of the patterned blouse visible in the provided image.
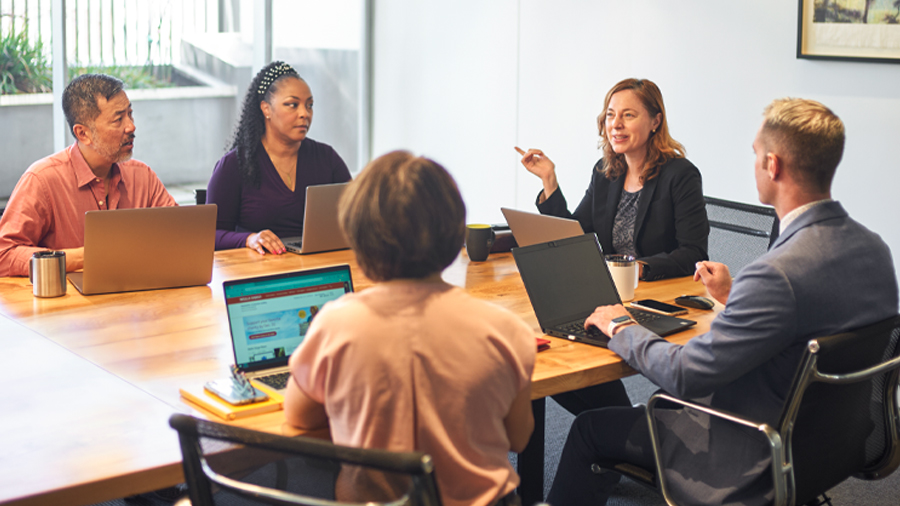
[612,189,641,257]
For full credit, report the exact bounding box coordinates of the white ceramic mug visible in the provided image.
[605,254,636,302]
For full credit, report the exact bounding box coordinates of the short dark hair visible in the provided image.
[761,98,845,193]
[338,151,466,282]
[62,74,125,136]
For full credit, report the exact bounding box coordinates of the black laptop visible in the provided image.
[512,233,696,348]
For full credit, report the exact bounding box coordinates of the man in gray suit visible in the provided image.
[546,98,898,505]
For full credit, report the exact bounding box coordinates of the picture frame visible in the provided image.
[797,0,900,63]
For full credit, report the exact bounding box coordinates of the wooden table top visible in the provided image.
[0,247,720,506]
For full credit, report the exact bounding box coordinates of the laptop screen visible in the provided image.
[513,234,621,327]
[223,265,354,372]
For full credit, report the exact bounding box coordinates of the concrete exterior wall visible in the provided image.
[182,33,361,172]
[128,87,237,185]
[0,85,236,198]
[0,96,54,196]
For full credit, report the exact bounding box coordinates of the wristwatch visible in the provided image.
[608,315,637,336]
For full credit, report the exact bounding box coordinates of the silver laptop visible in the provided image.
[281,183,350,254]
[501,207,586,247]
[223,264,354,392]
[68,205,216,295]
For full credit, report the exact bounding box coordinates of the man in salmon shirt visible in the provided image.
[0,73,176,277]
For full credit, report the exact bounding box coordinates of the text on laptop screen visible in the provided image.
[224,268,352,369]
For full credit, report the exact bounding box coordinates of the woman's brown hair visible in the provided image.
[338,151,466,282]
[597,78,685,183]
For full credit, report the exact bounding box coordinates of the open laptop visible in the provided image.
[501,207,586,247]
[281,183,350,254]
[223,264,354,392]
[512,233,696,348]
[68,205,216,295]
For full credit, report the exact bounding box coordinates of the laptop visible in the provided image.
[68,205,216,295]
[223,264,354,392]
[501,207,586,247]
[512,233,696,348]
[281,183,350,254]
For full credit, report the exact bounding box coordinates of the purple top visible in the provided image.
[207,138,351,250]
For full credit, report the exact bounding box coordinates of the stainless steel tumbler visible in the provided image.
[29,251,67,298]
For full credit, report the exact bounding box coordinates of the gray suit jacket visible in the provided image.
[610,201,898,505]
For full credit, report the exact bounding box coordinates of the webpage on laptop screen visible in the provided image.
[225,271,351,367]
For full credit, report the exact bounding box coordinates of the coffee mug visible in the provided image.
[29,250,67,298]
[466,224,496,262]
[605,254,636,302]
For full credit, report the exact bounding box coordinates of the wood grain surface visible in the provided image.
[0,247,720,505]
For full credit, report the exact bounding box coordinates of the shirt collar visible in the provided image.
[70,143,122,188]
[779,199,832,235]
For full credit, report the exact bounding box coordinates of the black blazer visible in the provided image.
[537,157,709,280]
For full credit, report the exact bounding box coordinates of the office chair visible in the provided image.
[169,414,443,506]
[636,315,900,506]
[704,196,779,275]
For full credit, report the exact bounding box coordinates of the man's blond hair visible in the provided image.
[760,98,845,193]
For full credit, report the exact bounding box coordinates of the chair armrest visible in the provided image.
[814,354,900,384]
[645,392,787,506]
[646,393,768,431]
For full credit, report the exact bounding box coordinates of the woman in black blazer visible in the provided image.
[518,78,708,281]
[517,78,709,414]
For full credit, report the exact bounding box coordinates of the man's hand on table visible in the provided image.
[61,247,84,272]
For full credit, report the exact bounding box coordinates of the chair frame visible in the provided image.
[646,315,900,506]
[169,414,443,506]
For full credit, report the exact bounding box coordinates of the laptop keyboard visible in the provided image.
[255,372,291,391]
[557,319,607,339]
[627,307,664,324]
[557,308,662,337]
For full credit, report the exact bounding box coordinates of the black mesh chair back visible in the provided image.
[705,196,779,275]
[781,315,900,505]
[169,414,443,506]
[643,315,900,506]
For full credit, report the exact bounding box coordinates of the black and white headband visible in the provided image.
[257,62,296,96]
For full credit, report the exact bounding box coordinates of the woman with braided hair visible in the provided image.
[207,61,351,253]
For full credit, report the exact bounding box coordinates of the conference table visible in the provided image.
[0,247,720,506]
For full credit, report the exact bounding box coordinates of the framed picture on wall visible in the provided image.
[797,0,900,63]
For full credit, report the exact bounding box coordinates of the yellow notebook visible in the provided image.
[180,380,285,421]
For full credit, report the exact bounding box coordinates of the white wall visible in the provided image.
[372,0,900,279]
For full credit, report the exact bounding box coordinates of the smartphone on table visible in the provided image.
[629,299,688,316]
[204,378,269,405]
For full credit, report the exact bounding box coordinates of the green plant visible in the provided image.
[0,24,52,95]
[68,64,176,90]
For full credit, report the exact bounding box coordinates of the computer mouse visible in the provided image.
[675,295,715,310]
